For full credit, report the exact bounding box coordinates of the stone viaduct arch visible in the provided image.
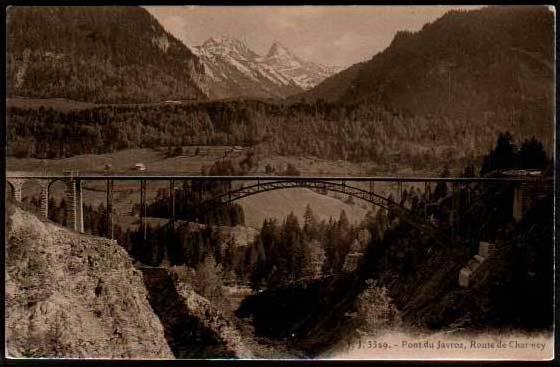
[5,179,16,200]
[6,173,83,232]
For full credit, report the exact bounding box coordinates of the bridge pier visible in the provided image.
[6,178,24,202]
[169,179,175,219]
[76,180,84,232]
[451,183,458,240]
[64,172,84,232]
[7,178,50,219]
[140,179,147,240]
[512,182,545,222]
[13,184,22,202]
[513,179,552,222]
[512,184,523,222]
[423,182,430,220]
[39,181,49,219]
[106,179,113,239]
[65,178,77,231]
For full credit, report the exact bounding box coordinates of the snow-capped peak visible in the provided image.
[194,36,341,97]
[266,41,298,60]
[203,36,242,48]
[200,36,257,58]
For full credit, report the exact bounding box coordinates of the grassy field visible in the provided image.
[6,97,98,111]
[7,146,440,177]
[6,97,210,111]
[239,187,368,228]
[6,147,247,175]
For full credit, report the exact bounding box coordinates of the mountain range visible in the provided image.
[6,3,554,146]
[5,5,555,168]
[5,6,340,102]
[193,37,341,99]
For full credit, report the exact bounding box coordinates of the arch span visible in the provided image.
[48,178,68,192]
[190,179,442,239]
[5,180,16,200]
[203,180,394,210]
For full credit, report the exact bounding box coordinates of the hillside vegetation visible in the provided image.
[235,136,553,355]
[302,6,553,148]
[304,7,553,117]
[7,6,207,103]
[7,98,546,170]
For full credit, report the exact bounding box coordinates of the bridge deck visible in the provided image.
[4,174,552,183]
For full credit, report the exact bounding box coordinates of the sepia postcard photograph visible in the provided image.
[3,4,556,362]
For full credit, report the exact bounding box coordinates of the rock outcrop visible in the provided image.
[141,266,253,359]
[5,204,174,358]
[174,282,254,358]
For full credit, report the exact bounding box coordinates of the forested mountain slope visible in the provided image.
[7,6,208,103]
[302,6,553,138]
[290,61,365,103]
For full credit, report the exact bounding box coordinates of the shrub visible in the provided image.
[172,255,227,306]
[355,279,401,334]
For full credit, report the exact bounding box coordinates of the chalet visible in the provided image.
[133,163,146,171]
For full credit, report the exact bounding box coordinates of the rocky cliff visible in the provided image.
[5,204,174,358]
[141,267,253,358]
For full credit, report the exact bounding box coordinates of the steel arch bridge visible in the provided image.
[176,179,446,241]
[201,179,397,210]
[6,172,551,243]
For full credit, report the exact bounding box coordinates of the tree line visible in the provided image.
[8,99,551,170]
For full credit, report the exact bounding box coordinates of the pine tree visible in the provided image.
[303,204,318,240]
[518,137,549,169]
[282,212,303,281]
[301,239,325,279]
[480,132,516,175]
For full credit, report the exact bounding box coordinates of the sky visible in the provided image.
[146,6,482,67]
